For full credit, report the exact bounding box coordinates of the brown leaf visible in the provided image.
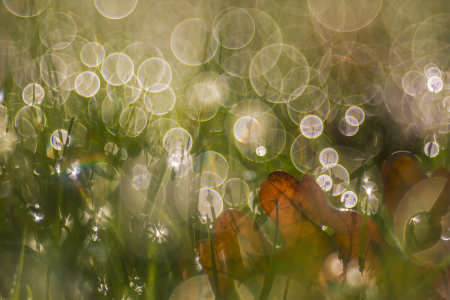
[258,170,333,286]
[259,171,387,275]
[195,209,271,298]
[381,152,426,217]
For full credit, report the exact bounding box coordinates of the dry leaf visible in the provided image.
[194,209,271,298]
[381,152,426,217]
[259,171,387,275]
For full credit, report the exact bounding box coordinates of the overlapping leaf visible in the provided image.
[259,171,387,275]
[194,209,271,298]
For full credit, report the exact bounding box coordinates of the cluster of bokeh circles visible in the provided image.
[1,0,450,298]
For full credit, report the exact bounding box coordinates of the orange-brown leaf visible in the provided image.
[259,171,386,274]
[195,209,271,298]
[381,152,426,217]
